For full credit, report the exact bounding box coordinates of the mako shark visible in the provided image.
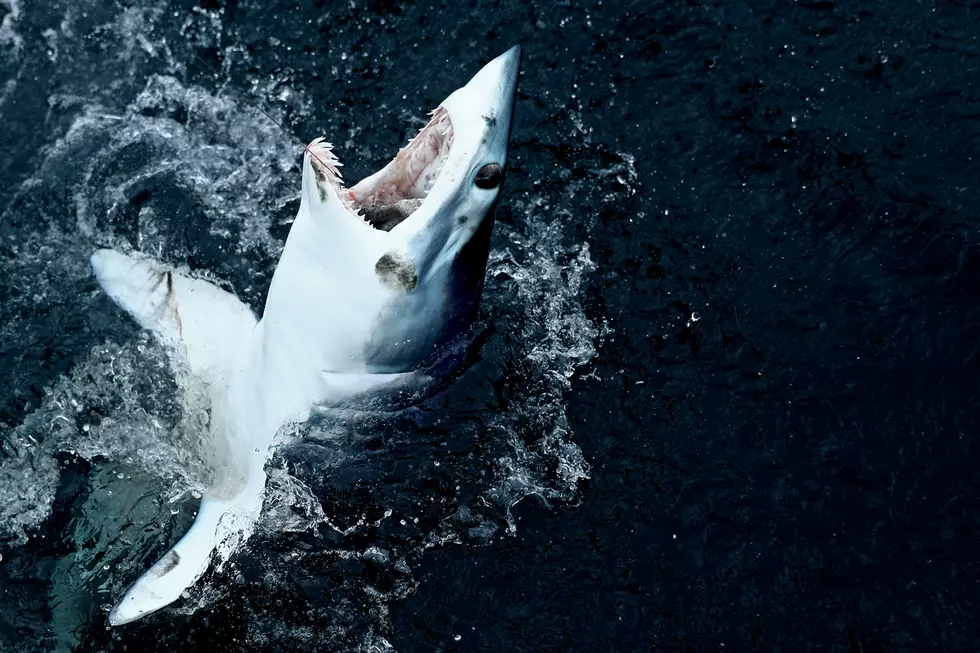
[90,46,521,625]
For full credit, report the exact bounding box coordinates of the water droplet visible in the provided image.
[454,634,462,641]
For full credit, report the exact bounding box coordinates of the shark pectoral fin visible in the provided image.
[316,371,432,410]
[107,485,262,626]
[319,371,419,398]
[90,249,257,380]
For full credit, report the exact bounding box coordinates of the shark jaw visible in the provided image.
[305,104,455,233]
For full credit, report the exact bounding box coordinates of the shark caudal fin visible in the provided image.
[90,249,257,383]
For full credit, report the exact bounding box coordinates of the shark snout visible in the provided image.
[465,45,522,125]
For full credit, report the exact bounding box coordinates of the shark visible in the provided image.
[90,45,522,625]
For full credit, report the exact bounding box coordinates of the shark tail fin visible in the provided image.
[90,249,257,381]
[106,489,260,626]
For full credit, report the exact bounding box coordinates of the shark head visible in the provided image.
[267,46,522,377]
[351,44,521,266]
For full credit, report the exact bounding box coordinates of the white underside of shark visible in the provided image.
[91,46,522,625]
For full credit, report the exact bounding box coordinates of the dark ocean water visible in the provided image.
[1,0,979,651]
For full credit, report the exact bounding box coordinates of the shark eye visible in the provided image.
[474,163,502,189]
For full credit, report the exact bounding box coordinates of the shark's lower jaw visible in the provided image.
[307,106,454,232]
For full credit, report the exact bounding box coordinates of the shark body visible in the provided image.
[91,46,522,625]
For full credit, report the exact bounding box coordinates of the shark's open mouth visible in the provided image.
[306,106,455,232]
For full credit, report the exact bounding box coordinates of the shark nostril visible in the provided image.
[474,163,502,189]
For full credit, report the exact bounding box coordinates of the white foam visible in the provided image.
[0,0,23,52]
